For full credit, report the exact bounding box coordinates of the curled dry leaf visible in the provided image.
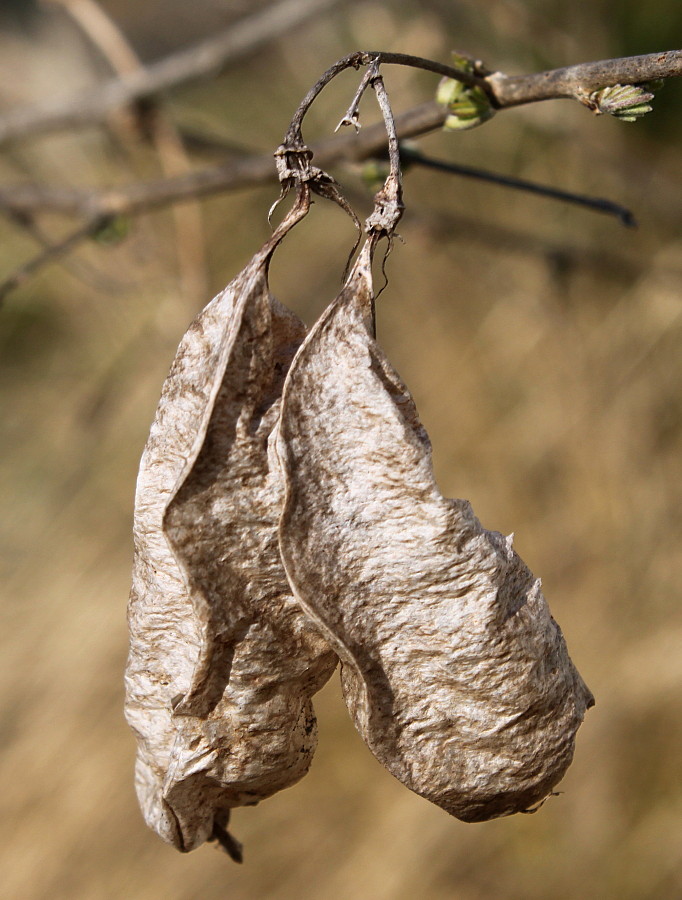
[124,199,337,856]
[277,240,594,823]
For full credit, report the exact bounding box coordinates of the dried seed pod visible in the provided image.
[277,240,594,823]
[124,200,337,856]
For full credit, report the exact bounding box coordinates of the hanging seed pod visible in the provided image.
[124,196,337,858]
[277,239,594,823]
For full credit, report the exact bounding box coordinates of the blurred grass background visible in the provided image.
[1,1,681,898]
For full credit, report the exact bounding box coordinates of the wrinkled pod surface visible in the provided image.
[125,205,337,857]
[276,240,594,823]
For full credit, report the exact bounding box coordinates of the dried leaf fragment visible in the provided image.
[125,202,336,855]
[277,240,594,823]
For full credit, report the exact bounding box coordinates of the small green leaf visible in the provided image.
[436,53,494,132]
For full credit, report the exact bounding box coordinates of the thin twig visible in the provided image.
[282,51,486,150]
[400,146,637,226]
[341,183,644,280]
[365,67,404,293]
[1,46,681,218]
[0,94,650,222]
[364,64,404,241]
[1,43,679,148]
[372,49,682,106]
[1,48,680,299]
[0,0,357,146]
[335,65,378,132]
[275,51,484,228]
[0,80,651,225]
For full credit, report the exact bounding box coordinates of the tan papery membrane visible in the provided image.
[124,197,337,859]
[277,239,594,823]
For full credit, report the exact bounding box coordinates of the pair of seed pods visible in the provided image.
[124,197,593,861]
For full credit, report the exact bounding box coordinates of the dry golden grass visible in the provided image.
[1,3,681,898]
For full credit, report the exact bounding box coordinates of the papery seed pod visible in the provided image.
[124,199,337,857]
[277,240,594,823]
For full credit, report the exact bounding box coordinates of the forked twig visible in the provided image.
[1,47,681,299]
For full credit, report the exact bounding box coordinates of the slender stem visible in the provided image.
[365,66,403,238]
[283,48,682,152]
[362,67,405,294]
[277,49,482,228]
[372,70,401,183]
[2,47,681,299]
[366,51,486,89]
[283,51,486,148]
[402,147,636,227]
[335,65,377,132]
[0,43,678,148]
[284,52,366,147]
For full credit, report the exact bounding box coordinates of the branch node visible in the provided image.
[334,60,380,133]
[436,52,496,131]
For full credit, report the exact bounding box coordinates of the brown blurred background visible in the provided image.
[1,1,681,898]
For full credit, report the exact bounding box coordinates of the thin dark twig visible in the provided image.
[335,65,378,132]
[2,45,681,221]
[283,52,365,146]
[401,146,637,226]
[2,43,678,148]
[283,51,485,147]
[366,51,487,89]
[366,67,404,235]
[1,47,680,299]
[340,184,643,278]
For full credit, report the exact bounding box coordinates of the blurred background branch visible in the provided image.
[0,0,358,144]
[46,0,209,299]
[0,39,680,301]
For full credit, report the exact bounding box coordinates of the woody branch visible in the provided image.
[0,50,680,221]
[0,48,680,301]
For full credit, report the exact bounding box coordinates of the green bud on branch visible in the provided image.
[436,53,495,131]
[588,83,655,122]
